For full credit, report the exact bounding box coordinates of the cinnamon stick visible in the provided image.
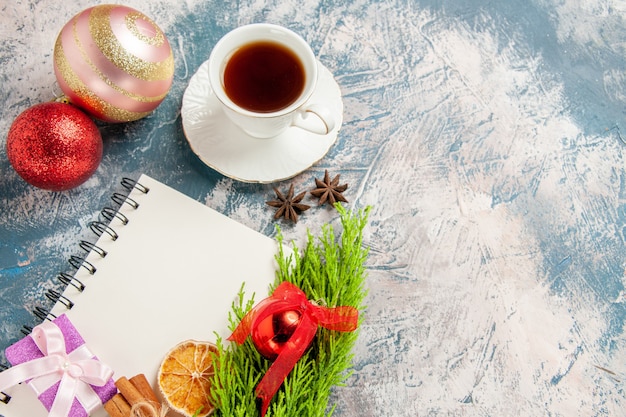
[115,376,145,407]
[129,373,160,407]
[104,393,131,417]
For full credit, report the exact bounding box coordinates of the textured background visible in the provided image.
[1,0,625,415]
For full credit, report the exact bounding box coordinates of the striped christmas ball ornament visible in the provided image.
[53,4,174,123]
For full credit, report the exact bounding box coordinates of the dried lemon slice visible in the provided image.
[157,340,218,417]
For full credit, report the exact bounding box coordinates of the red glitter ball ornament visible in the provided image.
[6,102,103,191]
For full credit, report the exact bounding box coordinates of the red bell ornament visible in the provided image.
[6,102,103,191]
[229,282,359,417]
[252,309,303,360]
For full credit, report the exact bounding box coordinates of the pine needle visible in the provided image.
[210,205,370,417]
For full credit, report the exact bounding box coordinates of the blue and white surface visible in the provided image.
[1,1,625,415]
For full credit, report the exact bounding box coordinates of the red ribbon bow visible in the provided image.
[228,281,359,417]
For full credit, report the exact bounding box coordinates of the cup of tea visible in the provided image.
[207,23,337,139]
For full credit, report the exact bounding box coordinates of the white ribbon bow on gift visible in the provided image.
[0,320,113,417]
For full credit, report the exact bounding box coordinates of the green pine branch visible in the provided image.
[210,205,370,417]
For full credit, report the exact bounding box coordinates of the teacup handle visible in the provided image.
[292,103,337,135]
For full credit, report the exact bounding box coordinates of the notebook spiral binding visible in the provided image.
[18,177,150,336]
[0,362,8,405]
[0,177,150,404]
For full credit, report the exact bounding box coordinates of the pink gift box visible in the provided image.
[5,314,116,417]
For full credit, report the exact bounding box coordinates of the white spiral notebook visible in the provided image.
[0,174,278,417]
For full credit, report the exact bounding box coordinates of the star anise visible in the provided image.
[266,184,311,223]
[311,170,348,207]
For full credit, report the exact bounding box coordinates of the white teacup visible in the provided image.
[208,23,336,139]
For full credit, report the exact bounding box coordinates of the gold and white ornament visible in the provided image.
[53,4,175,123]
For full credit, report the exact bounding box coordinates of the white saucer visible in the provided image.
[181,59,343,183]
